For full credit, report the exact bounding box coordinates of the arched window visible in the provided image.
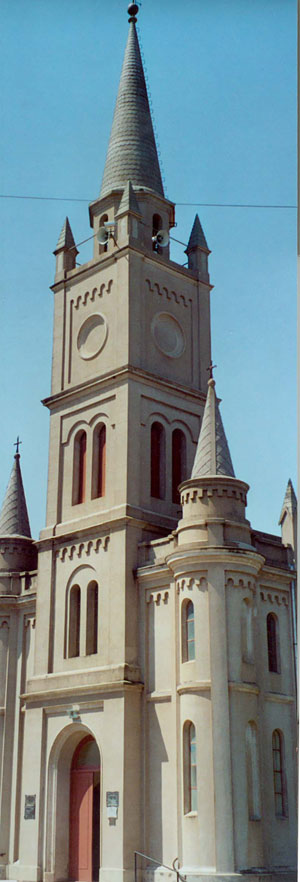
[86,581,98,655]
[72,430,87,505]
[272,729,287,817]
[92,424,106,498]
[182,600,195,662]
[267,613,280,673]
[68,585,81,658]
[246,722,261,820]
[99,213,108,254]
[183,721,197,813]
[242,599,254,663]
[150,422,166,499]
[152,213,162,252]
[172,428,187,504]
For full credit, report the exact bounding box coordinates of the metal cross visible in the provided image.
[207,360,217,379]
[14,436,22,454]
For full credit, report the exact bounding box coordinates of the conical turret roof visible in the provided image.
[100,16,164,199]
[191,378,235,479]
[0,453,31,538]
[186,214,209,253]
[55,217,77,253]
[279,478,297,525]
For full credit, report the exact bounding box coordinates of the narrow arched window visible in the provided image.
[92,424,106,498]
[183,721,197,813]
[72,430,87,505]
[272,729,287,817]
[68,585,81,658]
[150,422,165,499]
[242,599,254,663]
[172,429,187,504]
[99,213,108,254]
[267,613,280,673]
[246,722,261,820]
[152,213,162,252]
[86,581,98,655]
[182,600,195,662]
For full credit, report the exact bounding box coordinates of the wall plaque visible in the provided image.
[24,794,36,819]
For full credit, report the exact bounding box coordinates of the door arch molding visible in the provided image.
[45,724,102,882]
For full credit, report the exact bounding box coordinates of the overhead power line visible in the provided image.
[0,194,296,209]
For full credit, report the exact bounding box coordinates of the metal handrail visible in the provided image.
[134,851,186,882]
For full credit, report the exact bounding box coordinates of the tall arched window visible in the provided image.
[183,721,197,813]
[272,729,287,817]
[92,424,106,498]
[182,600,195,662]
[172,428,187,503]
[68,585,81,658]
[246,722,261,820]
[267,613,280,673]
[152,213,162,252]
[72,430,87,505]
[86,581,98,655]
[99,213,108,254]
[242,599,254,663]
[150,422,166,499]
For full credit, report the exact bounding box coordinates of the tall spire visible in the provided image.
[279,478,297,525]
[100,5,164,199]
[0,451,31,537]
[191,377,235,479]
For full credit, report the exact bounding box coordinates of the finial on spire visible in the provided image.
[128,3,139,22]
[207,360,217,382]
[14,436,22,457]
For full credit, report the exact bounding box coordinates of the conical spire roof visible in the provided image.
[279,478,297,525]
[0,453,31,538]
[100,15,164,199]
[55,217,76,253]
[191,378,235,479]
[185,214,209,253]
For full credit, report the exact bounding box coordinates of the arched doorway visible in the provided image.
[69,735,100,882]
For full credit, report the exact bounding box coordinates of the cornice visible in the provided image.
[42,364,206,410]
[22,679,144,704]
[264,691,295,705]
[177,681,211,695]
[228,681,259,696]
[38,507,176,546]
[165,546,265,574]
[0,594,36,610]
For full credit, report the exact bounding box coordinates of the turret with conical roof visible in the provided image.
[279,478,297,565]
[185,214,210,281]
[53,216,78,279]
[0,447,37,594]
[176,368,252,550]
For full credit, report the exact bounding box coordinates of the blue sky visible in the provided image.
[0,0,296,539]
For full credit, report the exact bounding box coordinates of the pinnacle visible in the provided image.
[100,21,164,198]
[191,379,235,479]
[186,214,209,253]
[0,454,31,538]
[55,217,76,253]
[279,478,297,525]
[117,180,141,216]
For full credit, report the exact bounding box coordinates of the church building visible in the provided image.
[0,5,297,882]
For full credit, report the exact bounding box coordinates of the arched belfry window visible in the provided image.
[183,721,197,813]
[150,422,166,499]
[272,729,287,817]
[86,581,98,655]
[99,214,108,254]
[92,424,106,499]
[267,613,280,673]
[68,585,81,658]
[182,600,195,662]
[246,721,261,820]
[152,213,162,252]
[72,430,87,505]
[172,428,187,504]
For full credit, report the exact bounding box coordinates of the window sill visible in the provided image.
[184,811,198,818]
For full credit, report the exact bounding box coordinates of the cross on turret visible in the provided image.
[14,436,22,455]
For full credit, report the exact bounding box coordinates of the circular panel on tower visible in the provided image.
[77,313,108,360]
[151,312,185,358]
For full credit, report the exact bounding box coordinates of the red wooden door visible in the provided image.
[69,770,94,881]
